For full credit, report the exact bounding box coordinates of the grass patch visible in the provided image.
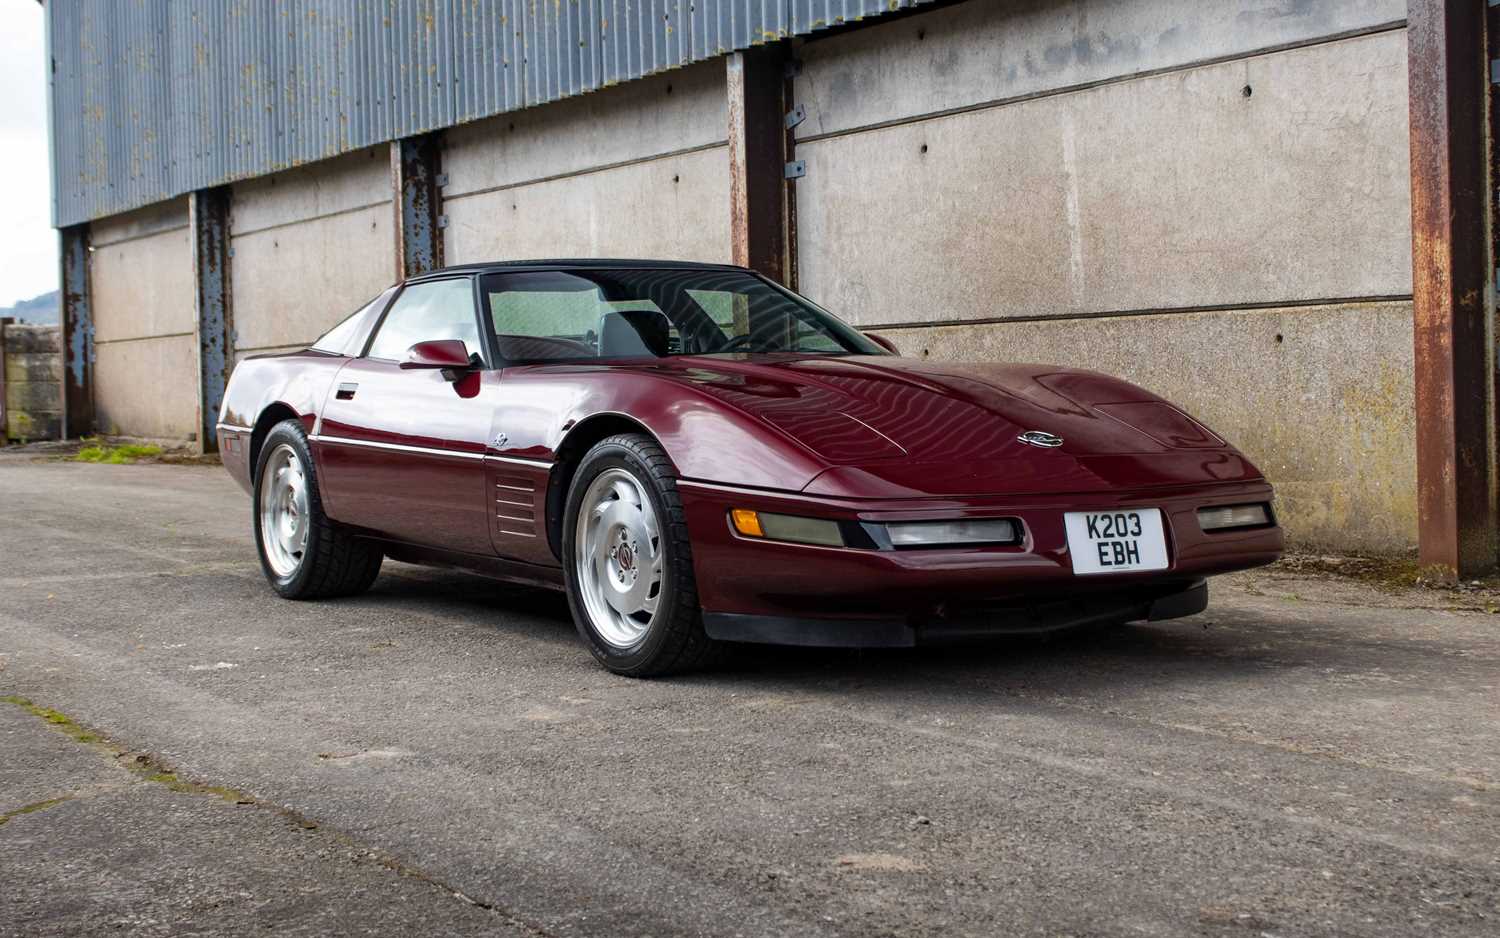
[72,442,163,464]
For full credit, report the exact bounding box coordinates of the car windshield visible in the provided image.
[480,268,884,362]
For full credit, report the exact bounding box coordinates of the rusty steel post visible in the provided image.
[392,133,444,279]
[1408,0,1497,577]
[727,45,792,285]
[191,187,234,454]
[58,224,94,438]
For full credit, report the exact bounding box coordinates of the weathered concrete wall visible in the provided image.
[443,62,732,264]
[887,302,1415,551]
[795,0,1414,552]
[1,324,63,441]
[90,198,198,441]
[230,147,394,360]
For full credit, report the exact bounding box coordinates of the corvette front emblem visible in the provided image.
[1017,430,1064,449]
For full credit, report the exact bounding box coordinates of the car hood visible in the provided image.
[648,354,1264,497]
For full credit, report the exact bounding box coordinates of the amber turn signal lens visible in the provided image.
[730,509,764,537]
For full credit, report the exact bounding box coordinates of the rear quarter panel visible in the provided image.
[217,351,348,493]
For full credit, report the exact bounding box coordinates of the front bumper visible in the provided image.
[679,478,1282,638]
[704,579,1208,647]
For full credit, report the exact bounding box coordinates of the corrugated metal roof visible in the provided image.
[47,0,932,228]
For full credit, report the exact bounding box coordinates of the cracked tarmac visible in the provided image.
[1,455,1498,936]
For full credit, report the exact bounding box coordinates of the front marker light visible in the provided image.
[729,509,764,538]
[1197,503,1272,531]
[885,518,1019,547]
[730,509,846,547]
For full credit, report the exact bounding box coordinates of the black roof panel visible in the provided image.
[407,258,751,282]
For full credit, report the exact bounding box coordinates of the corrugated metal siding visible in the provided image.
[48,0,931,228]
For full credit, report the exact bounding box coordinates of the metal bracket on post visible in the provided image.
[783,160,806,179]
[784,104,806,130]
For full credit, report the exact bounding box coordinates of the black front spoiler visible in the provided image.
[702,580,1209,648]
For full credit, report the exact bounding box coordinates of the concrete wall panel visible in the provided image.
[231,205,392,353]
[795,0,1405,138]
[93,335,198,441]
[884,301,1416,552]
[91,227,195,342]
[230,149,394,356]
[444,146,733,265]
[796,29,1411,326]
[230,148,391,235]
[89,199,197,440]
[443,63,728,199]
[91,198,193,247]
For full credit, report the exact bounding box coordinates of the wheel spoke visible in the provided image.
[259,443,315,579]
[573,466,668,650]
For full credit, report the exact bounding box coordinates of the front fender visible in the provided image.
[491,366,830,488]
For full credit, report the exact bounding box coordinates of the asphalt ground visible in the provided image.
[1,454,1497,937]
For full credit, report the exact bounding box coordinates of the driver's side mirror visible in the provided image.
[864,332,900,355]
[400,340,474,381]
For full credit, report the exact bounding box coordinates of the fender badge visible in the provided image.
[1017,430,1064,449]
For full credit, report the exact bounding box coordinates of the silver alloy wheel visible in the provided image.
[574,467,664,649]
[259,442,310,578]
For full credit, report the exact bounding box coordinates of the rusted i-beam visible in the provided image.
[58,224,94,439]
[728,45,793,287]
[191,187,233,454]
[392,134,444,279]
[1408,0,1497,576]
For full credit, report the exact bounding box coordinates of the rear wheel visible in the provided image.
[253,419,382,599]
[562,433,722,676]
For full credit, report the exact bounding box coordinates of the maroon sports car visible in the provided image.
[217,260,1283,675]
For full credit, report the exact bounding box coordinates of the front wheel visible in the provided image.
[562,433,722,676]
[253,419,383,599]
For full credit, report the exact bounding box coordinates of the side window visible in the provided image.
[366,278,481,362]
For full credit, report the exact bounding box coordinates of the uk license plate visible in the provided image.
[1064,508,1169,575]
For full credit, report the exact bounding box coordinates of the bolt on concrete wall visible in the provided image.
[1,323,63,442]
[791,0,1415,553]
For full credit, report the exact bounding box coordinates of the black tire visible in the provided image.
[252,418,383,599]
[561,433,724,677]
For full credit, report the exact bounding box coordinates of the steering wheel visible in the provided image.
[718,334,757,353]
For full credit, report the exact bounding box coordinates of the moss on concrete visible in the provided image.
[0,796,73,827]
[71,441,164,464]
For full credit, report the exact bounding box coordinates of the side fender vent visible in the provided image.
[492,472,537,539]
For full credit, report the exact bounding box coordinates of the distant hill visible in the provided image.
[0,290,59,326]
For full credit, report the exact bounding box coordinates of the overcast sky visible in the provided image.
[0,1,56,308]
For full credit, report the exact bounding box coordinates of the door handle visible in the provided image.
[335,382,358,401]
